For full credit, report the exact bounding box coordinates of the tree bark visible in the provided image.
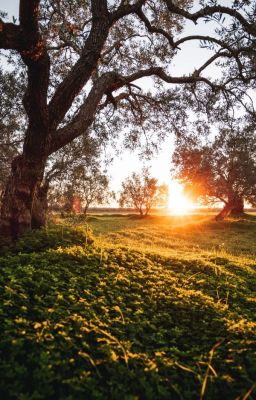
[0,155,45,239]
[215,203,232,221]
[215,197,244,221]
[230,198,244,215]
[83,206,89,217]
[31,181,49,229]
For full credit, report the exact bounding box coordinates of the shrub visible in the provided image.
[0,225,94,255]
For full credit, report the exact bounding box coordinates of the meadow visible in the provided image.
[0,213,255,399]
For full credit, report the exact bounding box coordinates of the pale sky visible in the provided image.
[0,1,230,199]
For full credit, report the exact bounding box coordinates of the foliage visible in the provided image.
[0,216,255,399]
[172,123,256,218]
[0,225,94,256]
[70,165,111,214]
[0,67,25,199]
[82,213,256,260]
[46,136,104,197]
[119,168,168,216]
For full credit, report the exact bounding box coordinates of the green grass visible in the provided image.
[80,213,256,260]
[0,214,255,399]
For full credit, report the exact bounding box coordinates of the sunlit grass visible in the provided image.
[1,213,255,399]
[81,213,256,263]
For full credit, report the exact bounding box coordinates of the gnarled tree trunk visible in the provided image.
[230,198,244,215]
[215,197,244,221]
[0,155,45,239]
[31,181,49,229]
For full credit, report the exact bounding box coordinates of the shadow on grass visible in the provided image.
[0,244,255,399]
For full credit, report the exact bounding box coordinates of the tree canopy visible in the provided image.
[119,168,168,215]
[172,122,256,219]
[54,162,112,216]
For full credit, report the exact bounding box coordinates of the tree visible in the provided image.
[56,163,112,216]
[33,135,103,226]
[172,124,256,220]
[1,1,256,238]
[0,66,102,226]
[119,169,168,216]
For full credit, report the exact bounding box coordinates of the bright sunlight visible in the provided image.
[168,181,194,215]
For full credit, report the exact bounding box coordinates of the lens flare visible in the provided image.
[168,181,194,215]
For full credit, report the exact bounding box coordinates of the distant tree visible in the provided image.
[54,163,112,216]
[172,125,256,220]
[119,169,168,216]
[34,136,103,224]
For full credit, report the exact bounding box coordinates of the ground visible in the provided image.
[0,213,255,399]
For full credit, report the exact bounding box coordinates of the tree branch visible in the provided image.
[19,0,41,50]
[109,0,147,24]
[19,0,51,158]
[174,35,234,51]
[48,0,110,130]
[164,1,256,37]
[136,8,175,47]
[49,72,120,154]
[50,48,235,154]
[0,20,24,50]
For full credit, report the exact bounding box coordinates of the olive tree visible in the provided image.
[1,0,256,239]
[172,124,256,220]
[54,163,112,216]
[33,135,102,226]
[119,169,168,216]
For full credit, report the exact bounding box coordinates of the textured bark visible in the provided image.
[48,0,110,129]
[0,155,45,239]
[215,203,232,221]
[215,197,244,221]
[31,182,49,229]
[230,198,244,215]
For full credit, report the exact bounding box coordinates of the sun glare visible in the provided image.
[168,181,194,215]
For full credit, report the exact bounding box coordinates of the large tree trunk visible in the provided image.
[215,197,244,221]
[0,155,45,240]
[215,203,232,221]
[230,198,244,215]
[31,182,49,229]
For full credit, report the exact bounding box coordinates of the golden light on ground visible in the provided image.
[168,181,194,215]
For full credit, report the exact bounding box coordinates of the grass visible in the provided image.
[73,213,256,260]
[0,213,255,399]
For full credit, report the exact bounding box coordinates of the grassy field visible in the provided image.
[85,213,256,259]
[0,213,255,399]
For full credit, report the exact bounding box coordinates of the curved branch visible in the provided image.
[136,8,175,47]
[165,1,256,37]
[122,64,221,90]
[110,0,147,24]
[48,0,110,130]
[174,35,234,51]
[50,48,235,154]
[49,72,119,154]
[194,51,231,76]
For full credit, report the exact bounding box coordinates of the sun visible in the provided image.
[168,181,194,215]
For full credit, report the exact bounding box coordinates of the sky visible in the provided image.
[0,1,235,206]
